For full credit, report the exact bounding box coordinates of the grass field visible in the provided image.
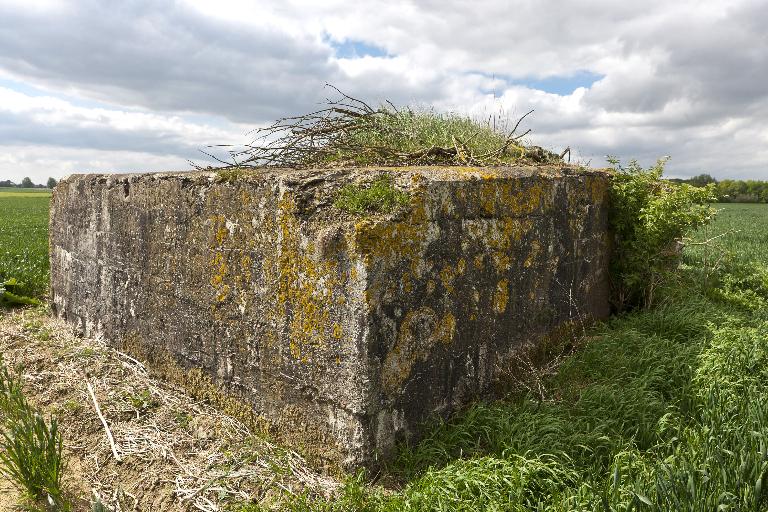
[0,192,767,510]
[0,188,50,300]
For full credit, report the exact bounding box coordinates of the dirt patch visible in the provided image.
[0,475,21,512]
[0,308,340,511]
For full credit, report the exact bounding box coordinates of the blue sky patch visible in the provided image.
[0,77,47,97]
[475,70,604,96]
[0,76,111,110]
[516,71,604,95]
[330,39,389,59]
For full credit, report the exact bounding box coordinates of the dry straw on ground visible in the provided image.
[0,308,339,511]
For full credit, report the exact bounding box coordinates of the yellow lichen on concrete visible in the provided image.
[352,189,432,260]
[474,180,550,217]
[439,265,456,294]
[208,213,259,311]
[493,279,509,314]
[401,271,414,294]
[508,182,548,215]
[524,240,542,268]
[269,195,345,361]
[436,312,457,344]
[354,191,440,311]
[210,252,227,288]
[466,217,533,272]
[380,307,456,395]
[216,225,229,246]
[209,214,231,305]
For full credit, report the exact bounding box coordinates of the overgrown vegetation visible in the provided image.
[209,86,566,169]
[0,186,766,510]
[333,174,409,214]
[607,157,716,310]
[0,357,68,510]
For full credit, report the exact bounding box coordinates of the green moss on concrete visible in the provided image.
[334,175,409,215]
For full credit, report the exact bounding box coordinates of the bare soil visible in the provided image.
[0,476,21,512]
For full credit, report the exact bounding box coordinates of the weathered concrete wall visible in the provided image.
[50,166,610,469]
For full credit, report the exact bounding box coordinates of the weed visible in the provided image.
[90,498,110,512]
[213,87,564,169]
[77,347,97,359]
[174,411,192,428]
[62,400,82,414]
[0,357,69,510]
[215,167,251,183]
[607,156,715,310]
[123,389,158,413]
[22,318,52,341]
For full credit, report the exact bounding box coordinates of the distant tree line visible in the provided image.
[0,177,58,189]
[669,174,768,203]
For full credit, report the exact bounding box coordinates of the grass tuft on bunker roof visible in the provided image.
[208,85,568,169]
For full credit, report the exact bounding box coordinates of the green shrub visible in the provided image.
[607,157,716,310]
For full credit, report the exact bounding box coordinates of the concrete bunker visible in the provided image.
[49,166,611,469]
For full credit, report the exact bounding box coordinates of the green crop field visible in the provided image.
[689,203,768,266]
[0,187,51,301]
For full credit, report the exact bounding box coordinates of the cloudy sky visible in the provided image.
[0,0,766,184]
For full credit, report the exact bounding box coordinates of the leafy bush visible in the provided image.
[0,358,68,510]
[607,156,716,310]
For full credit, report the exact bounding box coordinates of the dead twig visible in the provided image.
[87,379,122,463]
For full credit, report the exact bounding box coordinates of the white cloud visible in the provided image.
[0,85,253,181]
[0,87,239,140]
[0,0,765,180]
